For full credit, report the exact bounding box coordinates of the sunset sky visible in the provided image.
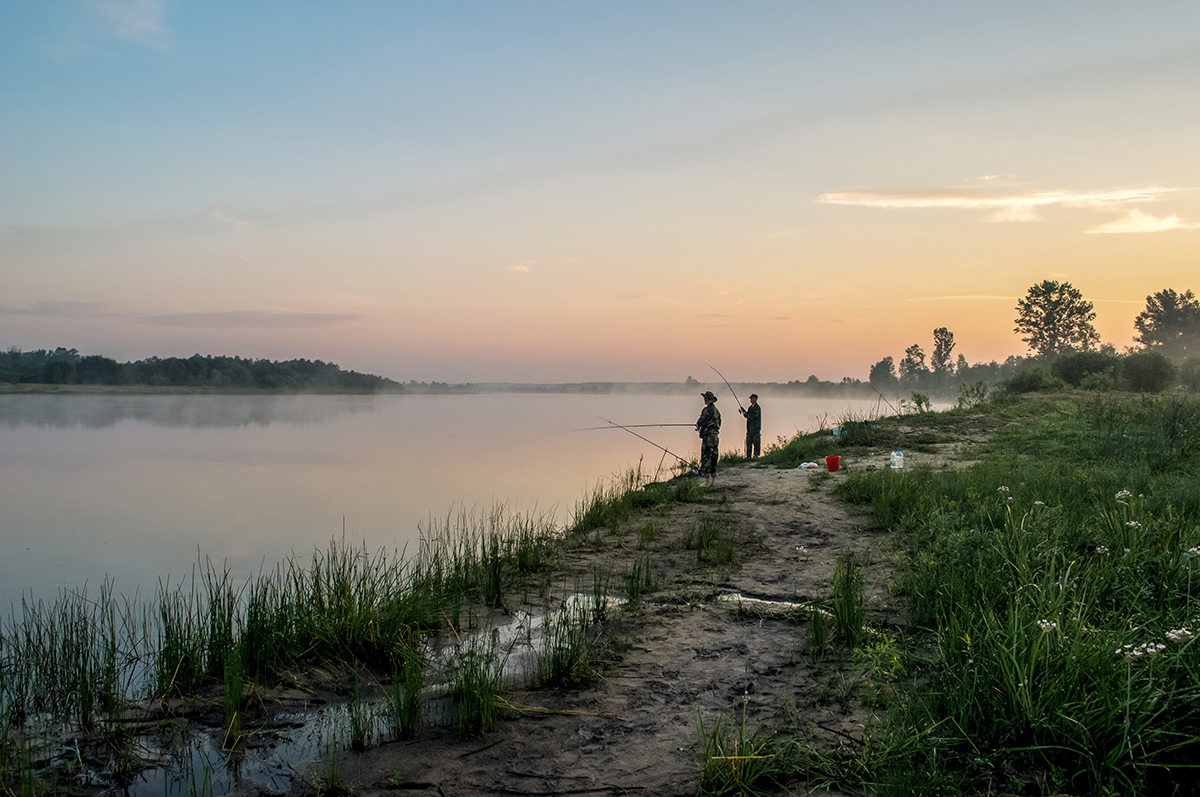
[3,1,1199,383]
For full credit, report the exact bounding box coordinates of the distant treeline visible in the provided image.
[0,347,402,391]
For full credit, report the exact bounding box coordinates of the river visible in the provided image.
[0,391,886,610]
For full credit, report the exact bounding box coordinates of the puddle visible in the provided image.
[9,592,625,795]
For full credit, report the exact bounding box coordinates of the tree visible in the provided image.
[930,327,955,373]
[1014,280,1099,358]
[899,344,927,380]
[954,353,968,375]
[1134,288,1200,359]
[868,356,897,388]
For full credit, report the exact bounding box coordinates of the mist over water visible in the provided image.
[0,392,885,610]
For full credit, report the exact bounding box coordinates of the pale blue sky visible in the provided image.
[3,2,1200,381]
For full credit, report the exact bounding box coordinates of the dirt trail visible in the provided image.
[279,460,906,797]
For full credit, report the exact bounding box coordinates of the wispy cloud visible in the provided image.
[1086,210,1200,234]
[0,300,110,316]
[817,186,1181,222]
[87,0,168,48]
[507,264,530,272]
[141,311,358,329]
[904,294,1016,302]
[209,208,256,231]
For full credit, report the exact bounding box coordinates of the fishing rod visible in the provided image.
[867,382,899,415]
[704,363,745,413]
[596,417,690,463]
[574,423,695,431]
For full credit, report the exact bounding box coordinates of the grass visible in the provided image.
[537,599,597,688]
[571,463,706,538]
[450,637,506,738]
[386,642,425,740]
[695,703,779,796]
[823,393,1200,795]
[685,517,736,565]
[830,553,865,647]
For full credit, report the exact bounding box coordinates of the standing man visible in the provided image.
[740,393,762,458]
[696,390,721,487]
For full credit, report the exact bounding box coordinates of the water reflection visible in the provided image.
[0,392,885,610]
[0,394,376,429]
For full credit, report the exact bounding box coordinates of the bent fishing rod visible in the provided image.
[596,417,690,463]
[704,363,745,413]
[574,423,695,431]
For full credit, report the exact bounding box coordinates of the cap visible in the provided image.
[701,391,718,402]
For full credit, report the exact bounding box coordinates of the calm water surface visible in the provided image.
[0,392,884,609]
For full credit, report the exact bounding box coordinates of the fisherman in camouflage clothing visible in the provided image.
[695,390,721,487]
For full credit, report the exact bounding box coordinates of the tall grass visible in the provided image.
[571,463,705,537]
[831,394,1200,794]
[0,504,559,742]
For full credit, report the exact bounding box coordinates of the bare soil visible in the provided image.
[228,455,915,797]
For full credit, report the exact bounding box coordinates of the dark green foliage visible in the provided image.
[1002,368,1063,394]
[0,347,400,391]
[1051,349,1120,386]
[1122,349,1178,393]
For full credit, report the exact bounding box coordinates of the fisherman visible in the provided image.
[695,390,721,487]
[740,393,761,458]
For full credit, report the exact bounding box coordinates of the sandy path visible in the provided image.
[290,462,900,797]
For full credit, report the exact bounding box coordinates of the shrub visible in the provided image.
[1003,368,1063,394]
[1051,350,1120,386]
[1181,354,1200,394]
[1122,350,1178,393]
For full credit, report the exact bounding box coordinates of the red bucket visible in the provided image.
[826,455,841,472]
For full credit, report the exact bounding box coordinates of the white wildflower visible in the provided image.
[1116,489,1132,500]
[1126,521,1141,528]
[1037,620,1057,631]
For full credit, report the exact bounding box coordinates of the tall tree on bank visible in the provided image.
[869,356,898,388]
[930,327,956,374]
[1134,288,1200,359]
[1014,280,1099,358]
[899,344,928,381]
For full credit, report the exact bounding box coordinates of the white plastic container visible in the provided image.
[889,449,904,469]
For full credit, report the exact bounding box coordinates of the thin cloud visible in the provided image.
[142,311,358,329]
[904,294,1016,302]
[816,186,1181,222]
[507,264,530,272]
[209,208,256,231]
[0,300,110,317]
[87,0,168,48]
[1087,210,1200,234]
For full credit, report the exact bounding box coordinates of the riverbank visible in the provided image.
[8,391,1200,796]
[312,459,901,797]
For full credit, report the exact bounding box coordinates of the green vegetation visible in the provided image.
[819,392,1200,795]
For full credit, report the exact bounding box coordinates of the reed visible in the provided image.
[537,599,596,688]
[347,670,371,751]
[450,637,506,738]
[622,555,658,608]
[386,643,425,739]
[221,642,244,747]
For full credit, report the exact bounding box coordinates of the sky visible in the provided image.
[2,1,1199,383]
